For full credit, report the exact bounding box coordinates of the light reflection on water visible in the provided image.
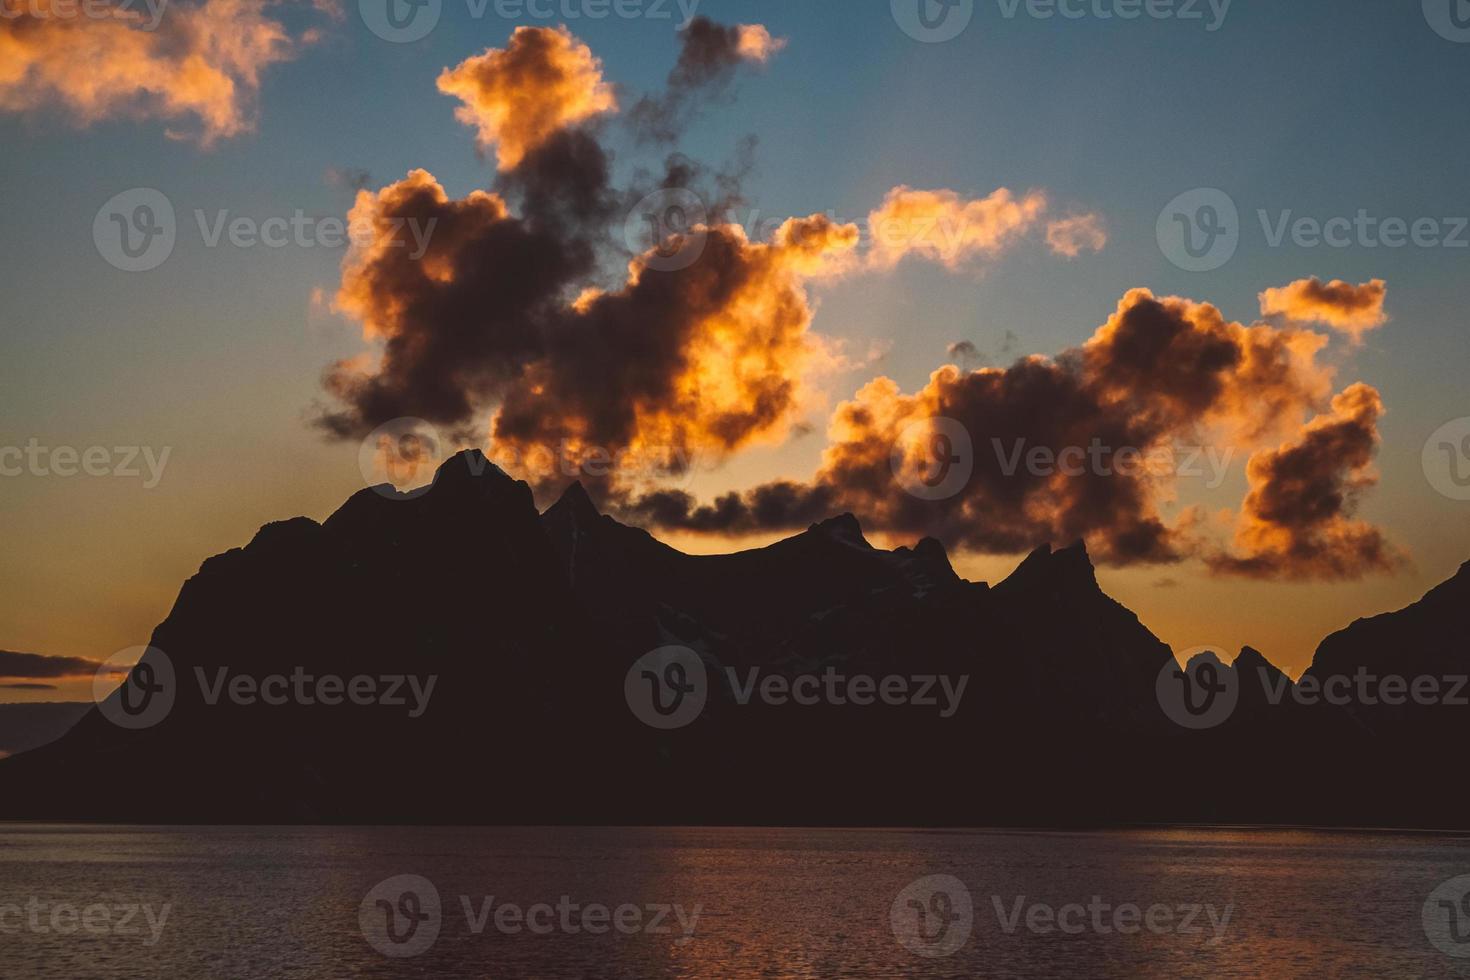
[1,824,1469,978]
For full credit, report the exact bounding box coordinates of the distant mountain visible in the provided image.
[0,451,1463,827]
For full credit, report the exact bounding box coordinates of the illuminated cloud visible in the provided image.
[319,162,861,483]
[1045,212,1108,258]
[315,26,1396,582]
[437,25,617,170]
[1258,277,1388,341]
[1210,383,1402,580]
[619,289,1389,577]
[0,0,316,145]
[866,186,1050,270]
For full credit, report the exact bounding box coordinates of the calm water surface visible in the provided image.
[1,825,1469,978]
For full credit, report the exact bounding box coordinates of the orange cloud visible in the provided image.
[436,25,617,170]
[733,23,785,61]
[0,0,315,145]
[1211,383,1402,579]
[622,288,1392,579]
[866,186,1050,270]
[1258,277,1388,341]
[320,164,862,485]
[1045,212,1108,258]
[315,24,1396,583]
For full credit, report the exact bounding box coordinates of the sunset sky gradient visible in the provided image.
[3,0,1469,701]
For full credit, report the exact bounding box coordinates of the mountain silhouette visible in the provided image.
[0,450,1463,827]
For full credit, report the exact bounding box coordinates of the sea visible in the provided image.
[2,824,1469,977]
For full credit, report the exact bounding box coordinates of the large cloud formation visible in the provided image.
[321,24,866,484]
[620,289,1383,574]
[0,0,323,144]
[317,24,1396,581]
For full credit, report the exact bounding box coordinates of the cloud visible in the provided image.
[1258,277,1388,341]
[0,0,318,145]
[866,186,1050,271]
[1209,383,1402,580]
[313,26,1396,582]
[618,289,1385,576]
[0,683,58,690]
[317,144,861,485]
[437,25,617,171]
[318,24,859,483]
[0,649,105,679]
[1045,212,1108,258]
[631,17,785,143]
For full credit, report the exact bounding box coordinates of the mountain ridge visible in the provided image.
[0,449,1459,827]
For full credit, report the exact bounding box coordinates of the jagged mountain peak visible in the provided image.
[805,513,870,548]
[552,480,600,516]
[1234,645,1287,677]
[995,538,1099,595]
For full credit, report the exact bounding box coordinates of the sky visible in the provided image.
[3,0,1470,702]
